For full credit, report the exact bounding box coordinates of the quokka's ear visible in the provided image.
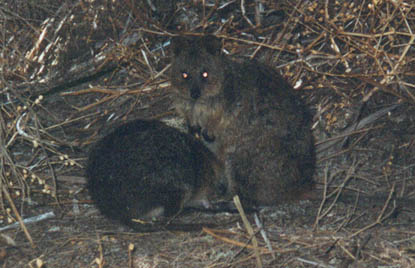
[171,36,191,56]
[200,35,222,55]
[171,35,222,56]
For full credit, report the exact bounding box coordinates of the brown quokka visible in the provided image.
[170,35,316,207]
[86,119,225,231]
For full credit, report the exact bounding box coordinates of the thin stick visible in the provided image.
[1,185,35,248]
[233,195,263,268]
[348,184,397,239]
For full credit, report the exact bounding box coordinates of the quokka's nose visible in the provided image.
[190,87,201,99]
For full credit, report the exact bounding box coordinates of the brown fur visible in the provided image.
[86,119,225,230]
[170,35,316,206]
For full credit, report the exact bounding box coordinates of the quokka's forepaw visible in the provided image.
[202,129,215,143]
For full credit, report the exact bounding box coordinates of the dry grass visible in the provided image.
[1,0,414,267]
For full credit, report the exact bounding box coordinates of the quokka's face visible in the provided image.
[170,36,225,101]
[171,57,224,100]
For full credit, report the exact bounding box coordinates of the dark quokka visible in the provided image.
[170,35,316,207]
[86,119,224,231]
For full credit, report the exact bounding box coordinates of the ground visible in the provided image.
[1,0,415,267]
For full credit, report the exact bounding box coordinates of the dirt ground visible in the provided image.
[1,0,415,267]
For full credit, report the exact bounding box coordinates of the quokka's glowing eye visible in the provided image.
[182,72,189,79]
[202,72,208,78]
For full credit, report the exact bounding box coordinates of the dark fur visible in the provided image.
[170,35,316,206]
[86,119,225,230]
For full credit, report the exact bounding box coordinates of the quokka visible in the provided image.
[86,119,225,231]
[170,35,316,206]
